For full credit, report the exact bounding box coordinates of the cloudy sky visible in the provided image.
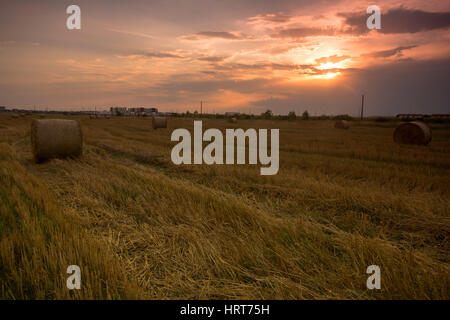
[1,0,449,115]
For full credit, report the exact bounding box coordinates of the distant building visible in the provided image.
[225,112,240,116]
[396,114,424,119]
[431,114,450,118]
[127,107,137,115]
[144,107,158,115]
[128,107,158,116]
[0,106,5,112]
[110,107,127,116]
[397,114,450,119]
[110,106,158,116]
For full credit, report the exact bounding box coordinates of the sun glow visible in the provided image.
[312,60,347,79]
[316,62,343,70]
[317,72,338,79]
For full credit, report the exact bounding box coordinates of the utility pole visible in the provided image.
[361,94,365,120]
[200,100,203,115]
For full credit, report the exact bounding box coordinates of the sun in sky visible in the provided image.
[316,62,345,70]
[317,72,339,79]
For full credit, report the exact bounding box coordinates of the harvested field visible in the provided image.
[0,114,449,299]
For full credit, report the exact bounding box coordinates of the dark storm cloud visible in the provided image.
[315,55,350,64]
[248,12,292,23]
[273,7,450,39]
[251,59,450,116]
[197,55,229,62]
[362,46,417,58]
[196,32,242,40]
[121,51,183,59]
[271,27,337,39]
[338,7,450,34]
[211,62,300,71]
[295,65,356,76]
[149,77,274,96]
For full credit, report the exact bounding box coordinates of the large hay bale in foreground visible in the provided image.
[334,120,349,129]
[393,121,431,145]
[31,119,83,162]
[152,117,167,129]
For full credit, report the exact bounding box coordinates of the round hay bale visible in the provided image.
[334,120,349,129]
[11,114,19,119]
[152,117,167,129]
[31,119,83,162]
[393,121,431,145]
[228,117,237,123]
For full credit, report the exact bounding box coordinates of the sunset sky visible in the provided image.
[1,0,449,115]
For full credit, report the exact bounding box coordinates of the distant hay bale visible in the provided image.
[334,120,349,129]
[152,117,167,129]
[228,117,238,123]
[11,114,19,119]
[393,121,431,146]
[31,119,83,162]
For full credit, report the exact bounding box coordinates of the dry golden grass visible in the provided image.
[0,114,449,299]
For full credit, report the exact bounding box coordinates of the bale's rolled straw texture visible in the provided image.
[31,119,83,162]
[334,120,349,129]
[152,117,167,129]
[393,121,431,145]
